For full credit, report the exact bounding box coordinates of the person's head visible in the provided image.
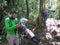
[10,9,18,18]
[20,18,28,23]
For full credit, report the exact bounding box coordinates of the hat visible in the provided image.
[11,9,18,14]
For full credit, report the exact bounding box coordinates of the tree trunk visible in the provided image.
[59,2,60,19]
[38,0,45,27]
[35,0,46,40]
[25,0,29,18]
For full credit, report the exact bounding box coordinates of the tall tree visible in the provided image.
[38,0,45,27]
[58,0,60,19]
[35,0,46,40]
[25,0,29,18]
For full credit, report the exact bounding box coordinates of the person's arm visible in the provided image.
[5,18,16,30]
[15,18,18,24]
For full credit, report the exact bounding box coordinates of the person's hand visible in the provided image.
[16,24,20,27]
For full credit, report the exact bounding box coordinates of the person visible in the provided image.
[42,8,48,22]
[19,18,41,44]
[4,9,20,45]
